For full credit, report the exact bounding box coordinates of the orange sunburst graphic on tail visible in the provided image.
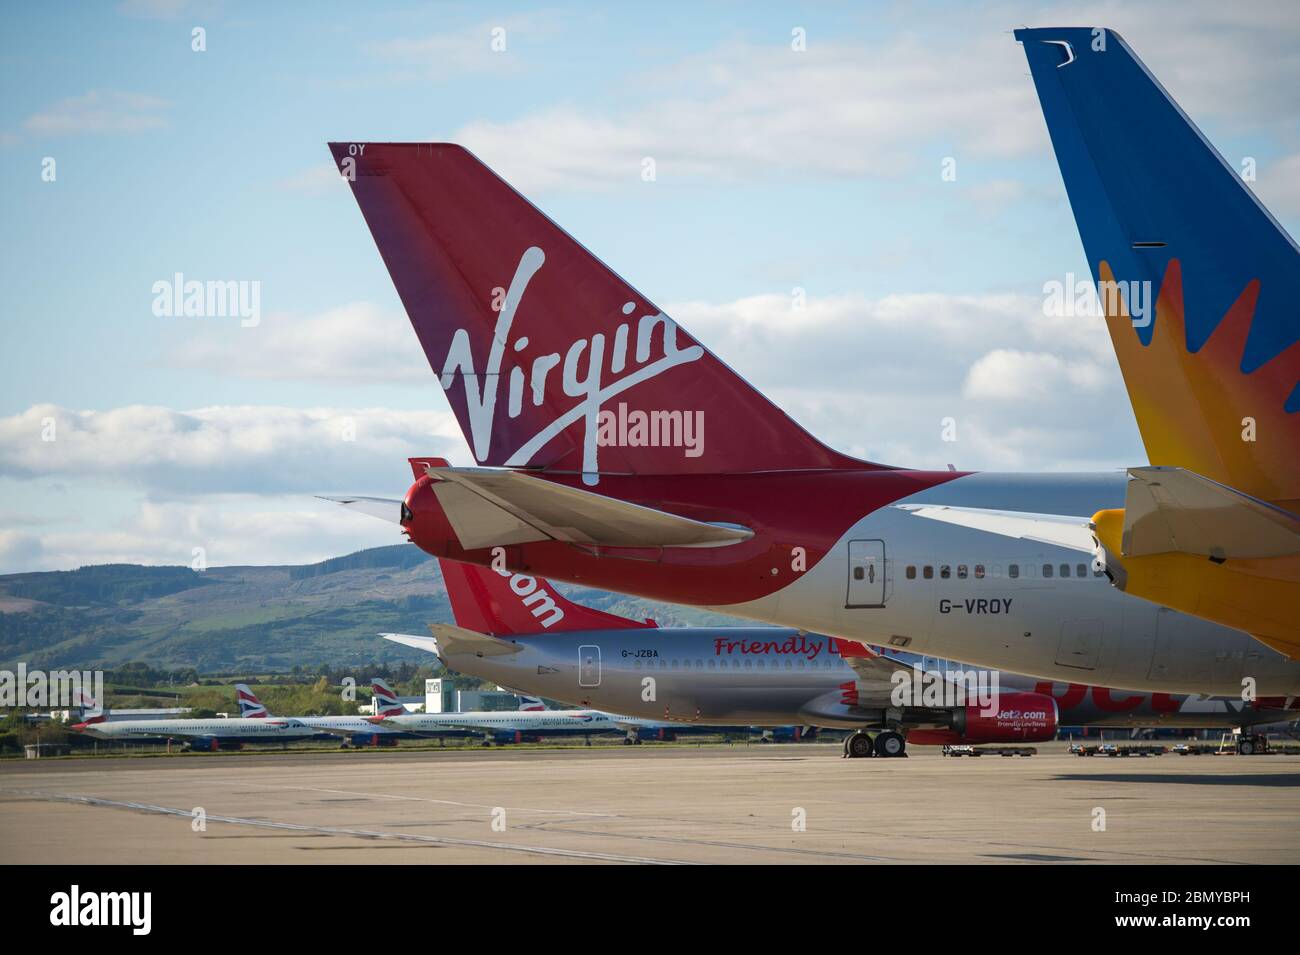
[1100,259,1300,509]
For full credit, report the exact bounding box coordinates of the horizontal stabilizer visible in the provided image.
[428,623,524,658]
[317,495,404,524]
[1120,467,1300,559]
[427,466,752,550]
[379,632,439,654]
[895,504,1096,553]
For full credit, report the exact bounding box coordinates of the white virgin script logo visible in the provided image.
[438,247,705,485]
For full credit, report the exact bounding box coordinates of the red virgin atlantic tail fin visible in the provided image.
[329,142,873,485]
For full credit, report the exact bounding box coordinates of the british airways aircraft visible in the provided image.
[325,28,1300,702]
[70,688,317,751]
[233,681,414,748]
[305,678,708,747]
[381,557,1297,758]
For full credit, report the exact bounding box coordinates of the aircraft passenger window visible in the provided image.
[797,660,805,668]
[785,659,792,669]
[1042,564,1053,578]
[696,660,703,669]
[1077,563,1088,578]
[1009,564,1019,579]
[756,660,765,669]
[1060,564,1070,578]
[957,565,968,579]
[906,565,916,580]
[744,659,752,669]
[708,659,716,669]
[923,566,934,579]
[940,565,951,579]
[974,564,985,579]
[672,659,679,669]
[853,567,865,581]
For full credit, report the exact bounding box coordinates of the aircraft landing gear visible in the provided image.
[843,730,908,759]
[844,732,875,759]
[1237,734,1268,756]
[875,731,907,758]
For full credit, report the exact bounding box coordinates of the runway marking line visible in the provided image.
[268,784,621,818]
[0,788,690,865]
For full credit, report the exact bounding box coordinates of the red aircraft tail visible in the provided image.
[437,556,655,636]
[329,142,867,482]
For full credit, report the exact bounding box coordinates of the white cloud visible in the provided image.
[150,285,1135,473]
[0,404,469,495]
[963,349,1108,401]
[666,288,1136,470]
[23,90,169,136]
[275,162,352,196]
[0,497,407,574]
[0,279,1140,573]
[364,15,545,83]
[168,302,429,384]
[447,2,1300,194]
[456,35,1043,193]
[0,530,46,572]
[1253,153,1300,218]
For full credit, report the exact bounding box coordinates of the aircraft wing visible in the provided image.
[310,721,385,739]
[426,466,753,550]
[316,495,404,524]
[894,503,1096,553]
[1120,467,1300,560]
[835,644,910,700]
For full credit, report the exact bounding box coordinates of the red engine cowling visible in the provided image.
[910,692,1058,745]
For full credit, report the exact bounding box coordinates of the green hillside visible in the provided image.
[0,545,743,672]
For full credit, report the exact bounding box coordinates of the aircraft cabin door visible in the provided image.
[578,645,601,687]
[846,539,886,608]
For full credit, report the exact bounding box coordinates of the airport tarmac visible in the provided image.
[2,743,1297,864]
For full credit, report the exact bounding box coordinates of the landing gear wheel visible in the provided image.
[622,738,634,745]
[875,731,907,758]
[846,732,875,759]
[1238,736,1258,756]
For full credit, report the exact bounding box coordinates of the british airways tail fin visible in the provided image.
[73,688,105,725]
[1017,28,1300,508]
[327,142,869,483]
[234,684,269,718]
[437,556,655,636]
[370,679,406,718]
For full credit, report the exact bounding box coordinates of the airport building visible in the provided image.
[424,678,520,713]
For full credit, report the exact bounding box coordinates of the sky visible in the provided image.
[1,0,1298,573]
